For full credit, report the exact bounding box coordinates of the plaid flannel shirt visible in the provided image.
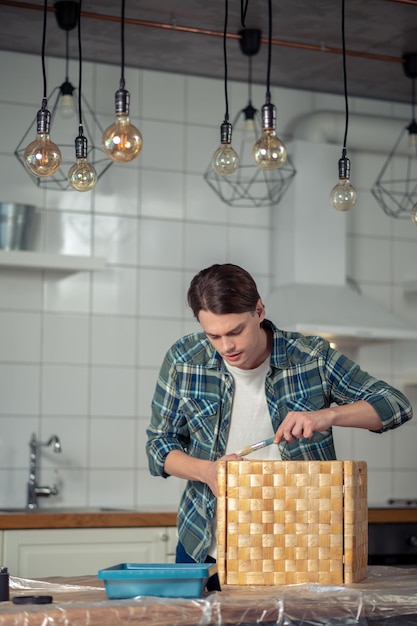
[146,320,412,563]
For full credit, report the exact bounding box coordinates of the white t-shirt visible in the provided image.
[225,356,281,460]
[209,356,281,558]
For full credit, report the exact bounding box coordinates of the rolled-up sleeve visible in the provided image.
[323,346,413,433]
[146,350,187,478]
[354,382,412,432]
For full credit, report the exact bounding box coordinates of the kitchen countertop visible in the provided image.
[1,566,417,626]
[0,508,177,530]
[368,506,417,523]
[0,506,415,530]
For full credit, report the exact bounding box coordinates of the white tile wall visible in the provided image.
[0,49,416,513]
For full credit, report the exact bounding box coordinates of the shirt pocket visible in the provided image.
[179,398,220,456]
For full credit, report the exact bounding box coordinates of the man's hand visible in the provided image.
[273,400,383,444]
[164,449,243,498]
[274,410,332,443]
[206,453,243,496]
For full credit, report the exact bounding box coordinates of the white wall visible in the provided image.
[0,50,416,509]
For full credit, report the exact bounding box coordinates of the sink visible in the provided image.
[0,507,131,513]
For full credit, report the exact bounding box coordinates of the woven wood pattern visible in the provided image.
[217,460,368,586]
[343,460,368,583]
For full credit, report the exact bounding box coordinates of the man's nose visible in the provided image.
[222,336,235,352]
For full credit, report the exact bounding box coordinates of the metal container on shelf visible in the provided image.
[0,202,35,251]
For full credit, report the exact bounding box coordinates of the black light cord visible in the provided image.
[240,0,249,27]
[41,0,47,104]
[76,0,83,129]
[407,77,417,134]
[248,55,253,103]
[341,0,349,152]
[266,0,272,103]
[120,0,126,90]
[65,30,70,82]
[222,0,230,122]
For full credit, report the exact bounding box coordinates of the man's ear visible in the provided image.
[255,299,265,319]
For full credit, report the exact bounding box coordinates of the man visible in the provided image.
[146,263,412,580]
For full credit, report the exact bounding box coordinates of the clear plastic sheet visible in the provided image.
[0,566,415,626]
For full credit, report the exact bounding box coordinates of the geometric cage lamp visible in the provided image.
[14,0,112,191]
[371,52,417,220]
[204,28,296,209]
[204,103,297,208]
[15,87,113,191]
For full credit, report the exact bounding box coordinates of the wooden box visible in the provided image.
[217,460,367,586]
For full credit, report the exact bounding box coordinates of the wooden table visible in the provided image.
[0,566,416,625]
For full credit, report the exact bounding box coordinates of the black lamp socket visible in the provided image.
[238,28,262,57]
[54,1,79,32]
[403,53,417,80]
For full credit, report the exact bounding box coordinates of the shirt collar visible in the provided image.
[263,319,292,369]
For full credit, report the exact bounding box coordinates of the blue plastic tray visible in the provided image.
[98,563,211,599]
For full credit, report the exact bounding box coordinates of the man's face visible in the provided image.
[198,300,266,370]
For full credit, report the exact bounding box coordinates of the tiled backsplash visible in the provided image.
[0,50,416,510]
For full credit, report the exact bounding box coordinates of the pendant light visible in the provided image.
[55,1,78,119]
[15,1,113,191]
[102,0,143,163]
[371,53,417,224]
[252,0,287,171]
[23,0,62,178]
[204,28,296,208]
[329,0,357,212]
[211,0,239,177]
[67,0,97,191]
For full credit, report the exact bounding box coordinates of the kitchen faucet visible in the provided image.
[27,433,62,510]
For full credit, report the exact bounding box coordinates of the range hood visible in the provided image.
[265,139,417,342]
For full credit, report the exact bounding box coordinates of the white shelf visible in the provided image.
[404,279,417,294]
[0,250,106,272]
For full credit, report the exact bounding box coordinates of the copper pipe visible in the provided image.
[386,0,417,5]
[0,0,404,65]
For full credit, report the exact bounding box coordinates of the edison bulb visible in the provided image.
[212,143,240,176]
[59,80,76,119]
[253,128,287,171]
[68,132,97,191]
[68,158,97,191]
[24,133,62,177]
[330,178,358,211]
[23,103,62,177]
[253,102,287,171]
[102,115,142,162]
[211,120,239,176]
[330,152,357,211]
[411,202,417,225]
[102,88,142,163]
[59,94,76,119]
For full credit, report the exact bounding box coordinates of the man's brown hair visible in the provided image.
[187,264,261,319]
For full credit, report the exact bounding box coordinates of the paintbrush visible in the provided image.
[235,436,275,457]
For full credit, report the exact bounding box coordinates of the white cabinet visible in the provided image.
[3,527,177,578]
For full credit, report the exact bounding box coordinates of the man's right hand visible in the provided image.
[206,453,243,496]
[164,450,243,497]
